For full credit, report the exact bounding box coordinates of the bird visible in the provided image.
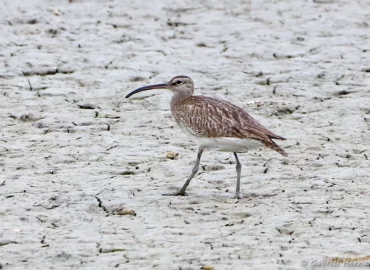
[125,75,287,199]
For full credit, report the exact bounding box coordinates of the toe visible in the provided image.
[162,191,187,196]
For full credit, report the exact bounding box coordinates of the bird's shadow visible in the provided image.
[159,189,270,202]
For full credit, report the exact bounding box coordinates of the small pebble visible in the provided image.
[77,103,96,109]
[201,266,215,270]
[166,152,179,160]
[112,207,136,216]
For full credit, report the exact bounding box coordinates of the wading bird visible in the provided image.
[126,76,287,199]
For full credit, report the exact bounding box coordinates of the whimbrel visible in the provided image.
[126,76,287,199]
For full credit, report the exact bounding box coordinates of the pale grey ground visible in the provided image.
[1,0,370,269]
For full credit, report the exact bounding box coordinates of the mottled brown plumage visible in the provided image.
[171,95,287,156]
[126,75,287,198]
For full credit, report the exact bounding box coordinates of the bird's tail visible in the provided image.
[265,134,287,156]
[268,134,287,141]
[252,137,288,157]
[265,140,288,157]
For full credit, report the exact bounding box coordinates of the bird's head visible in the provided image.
[125,75,194,98]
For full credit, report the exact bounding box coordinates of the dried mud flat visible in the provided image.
[1,0,370,269]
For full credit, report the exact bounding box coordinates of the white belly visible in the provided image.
[194,137,263,153]
[176,122,262,152]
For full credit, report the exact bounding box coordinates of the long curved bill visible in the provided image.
[125,83,169,98]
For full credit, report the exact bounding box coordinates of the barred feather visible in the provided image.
[171,95,287,157]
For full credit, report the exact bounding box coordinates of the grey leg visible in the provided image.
[234,153,242,199]
[163,148,203,196]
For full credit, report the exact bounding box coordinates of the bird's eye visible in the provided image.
[175,80,182,85]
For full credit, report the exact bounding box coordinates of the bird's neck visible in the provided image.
[170,90,193,107]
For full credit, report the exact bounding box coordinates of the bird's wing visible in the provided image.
[173,96,287,156]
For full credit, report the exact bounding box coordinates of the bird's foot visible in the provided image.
[162,192,187,196]
[162,190,187,196]
[234,193,242,200]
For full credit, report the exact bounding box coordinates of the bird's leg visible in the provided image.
[163,148,203,196]
[234,152,242,199]
[176,148,203,195]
